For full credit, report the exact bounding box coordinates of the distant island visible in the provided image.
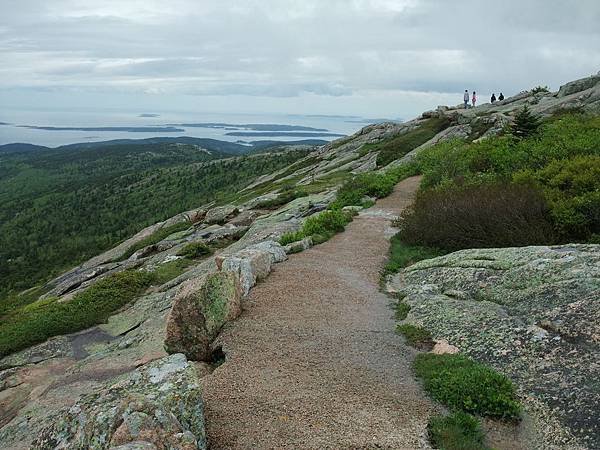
[225,131,346,138]
[139,113,160,118]
[20,125,184,133]
[168,123,329,132]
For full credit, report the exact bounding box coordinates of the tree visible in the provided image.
[511,106,541,139]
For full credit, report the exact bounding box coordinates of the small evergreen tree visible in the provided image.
[511,105,541,139]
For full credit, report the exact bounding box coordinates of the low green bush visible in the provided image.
[397,324,434,348]
[396,183,555,252]
[279,210,352,246]
[118,221,192,260]
[383,233,444,275]
[0,270,155,357]
[515,155,600,241]
[177,241,213,259]
[151,259,195,285]
[414,353,521,419]
[428,412,488,450]
[279,231,305,246]
[394,301,411,321]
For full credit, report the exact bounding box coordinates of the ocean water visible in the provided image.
[0,109,373,147]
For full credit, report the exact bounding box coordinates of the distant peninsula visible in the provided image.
[169,123,329,132]
[225,131,346,138]
[20,125,184,133]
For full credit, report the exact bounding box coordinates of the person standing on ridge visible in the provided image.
[472,91,477,107]
[464,90,469,109]
[498,92,505,101]
[491,93,497,103]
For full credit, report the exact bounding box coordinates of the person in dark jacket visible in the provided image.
[491,93,497,103]
[498,92,505,101]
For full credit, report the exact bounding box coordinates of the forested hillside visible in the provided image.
[0,142,309,301]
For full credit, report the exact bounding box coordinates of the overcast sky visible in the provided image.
[1,0,599,118]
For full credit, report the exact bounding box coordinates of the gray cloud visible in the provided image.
[0,0,599,117]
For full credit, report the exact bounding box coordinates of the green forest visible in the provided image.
[0,142,309,301]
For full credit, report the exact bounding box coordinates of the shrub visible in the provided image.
[0,270,155,357]
[177,241,213,259]
[515,155,600,241]
[428,412,488,450]
[279,231,305,246]
[383,233,444,275]
[397,324,434,349]
[394,301,411,321]
[374,117,451,167]
[151,259,195,285]
[530,85,550,94]
[397,183,555,251]
[303,210,351,236]
[414,353,521,419]
[417,113,600,190]
[118,221,192,260]
[511,106,542,139]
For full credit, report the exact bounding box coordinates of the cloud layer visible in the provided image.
[1,0,599,117]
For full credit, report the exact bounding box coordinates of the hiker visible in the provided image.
[491,93,497,103]
[498,92,505,101]
[472,91,477,108]
[463,90,469,109]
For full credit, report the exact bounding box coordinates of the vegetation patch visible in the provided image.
[413,353,521,420]
[279,210,353,246]
[151,259,195,285]
[371,117,451,167]
[394,300,411,321]
[252,185,308,210]
[396,324,434,350]
[0,270,155,358]
[383,233,444,275]
[176,241,213,259]
[428,412,488,450]
[396,183,555,252]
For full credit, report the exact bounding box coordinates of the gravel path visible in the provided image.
[201,176,436,449]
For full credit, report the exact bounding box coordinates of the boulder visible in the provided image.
[204,205,239,225]
[164,272,242,362]
[557,73,600,97]
[32,354,206,450]
[283,237,313,255]
[217,241,287,296]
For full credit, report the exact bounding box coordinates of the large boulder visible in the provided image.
[388,245,600,449]
[557,73,600,97]
[216,241,287,296]
[31,354,206,450]
[164,272,242,362]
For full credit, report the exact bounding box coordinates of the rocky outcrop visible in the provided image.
[558,72,600,97]
[204,205,239,225]
[31,354,207,450]
[164,272,242,362]
[216,241,287,296]
[387,245,600,449]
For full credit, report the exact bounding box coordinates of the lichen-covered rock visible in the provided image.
[204,205,239,225]
[217,241,287,296]
[164,272,242,361]
[388,244,600,449]
[284,237,313,255]
[31,354,206,450]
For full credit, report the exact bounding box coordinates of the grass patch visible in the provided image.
[253,186,308,210]
[279,210,353,246]
[176,241,213,259]
[383,233,444,275]
[414,353,521,420]
[396,324,434,349]
[0,270,155,358]
[373,117,451,167]
[118,221,192,260]
[429,412,488,450]
[394,300,411,321]
[151,259,195,285]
